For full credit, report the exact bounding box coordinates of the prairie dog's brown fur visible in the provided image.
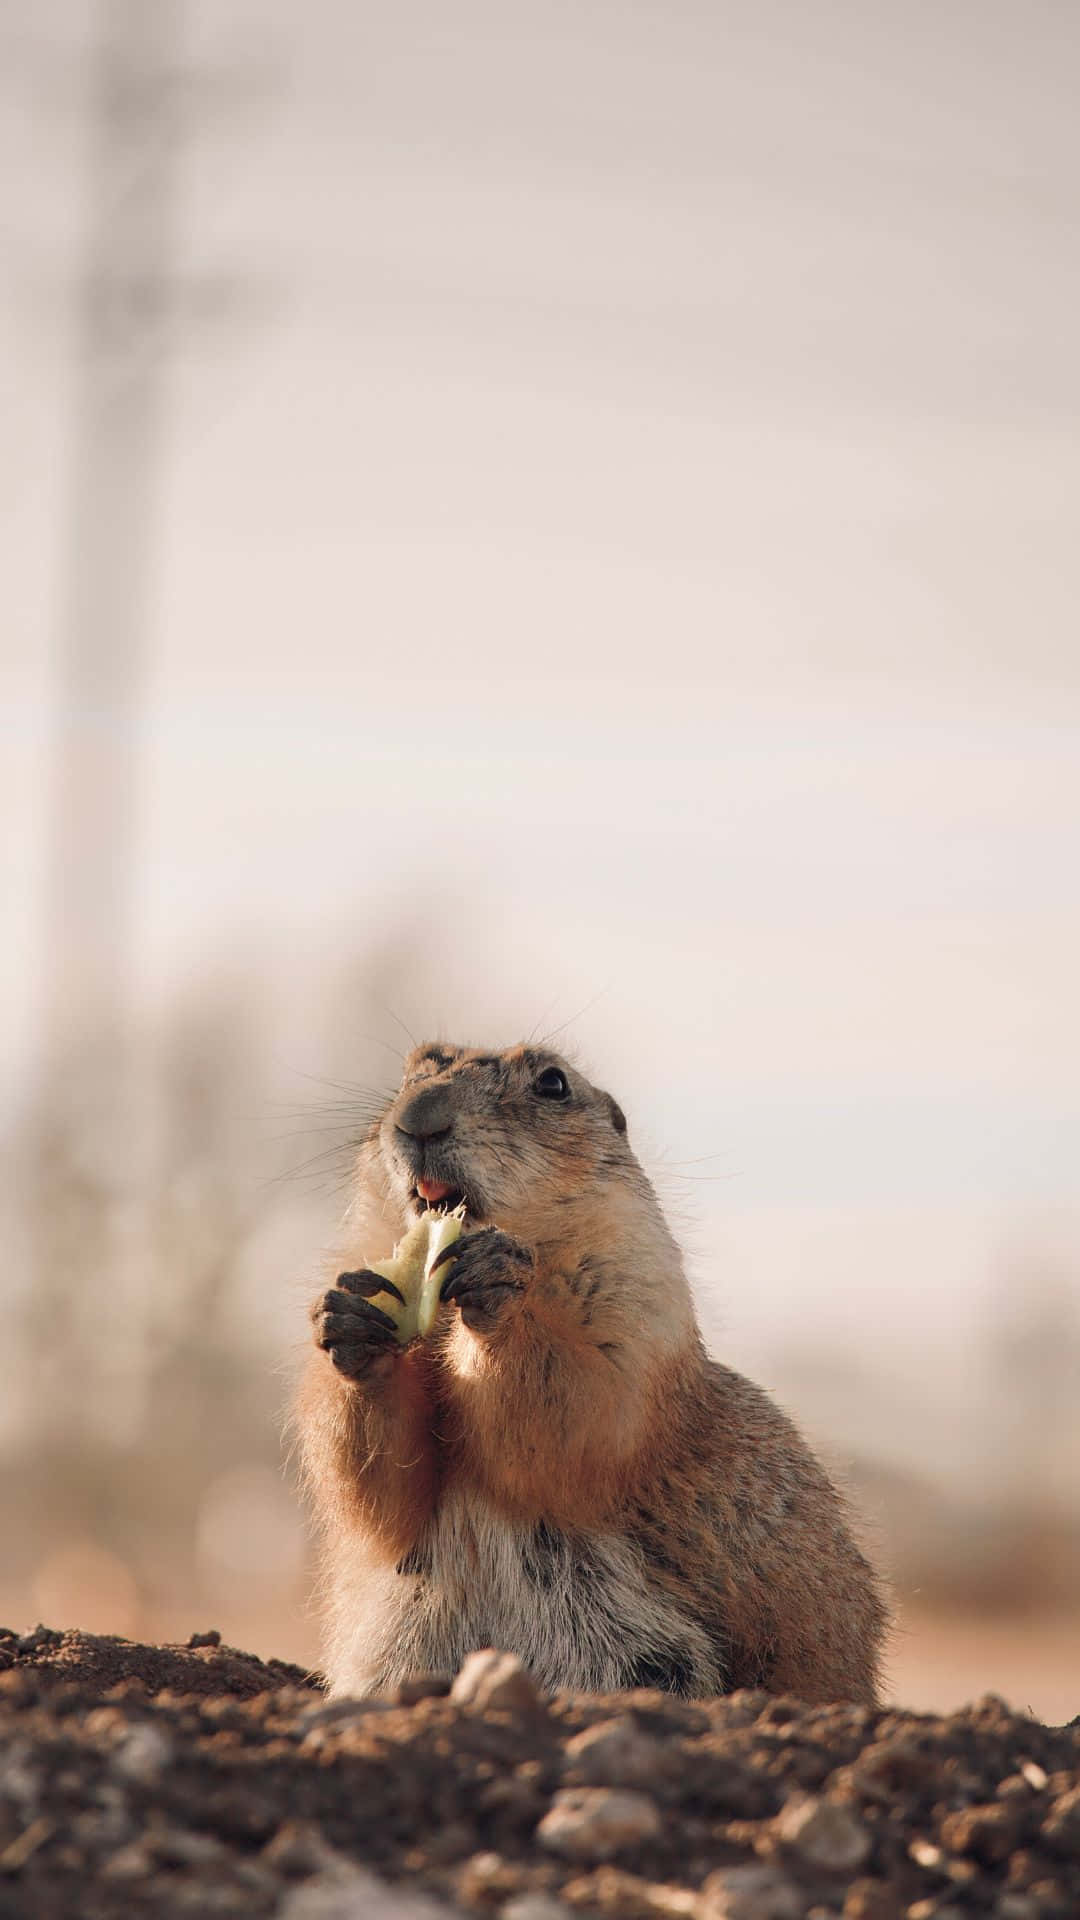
[297,1043,889,1702]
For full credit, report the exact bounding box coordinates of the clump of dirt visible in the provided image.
[0,1625,1076,1919]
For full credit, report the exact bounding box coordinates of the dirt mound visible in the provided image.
[0,1626,1076,1919]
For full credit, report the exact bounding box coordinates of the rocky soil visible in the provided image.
[0,1627,1076,1920]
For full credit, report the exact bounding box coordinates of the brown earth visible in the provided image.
[0,1625,1077,1920]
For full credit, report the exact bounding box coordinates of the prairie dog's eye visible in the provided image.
[534,1066,570,1100]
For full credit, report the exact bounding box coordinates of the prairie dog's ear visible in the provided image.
[606,1094,628,1136]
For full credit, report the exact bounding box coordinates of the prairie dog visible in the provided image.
[297,1043,888,1701]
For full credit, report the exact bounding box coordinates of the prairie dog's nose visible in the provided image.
[395,1084,455,1143]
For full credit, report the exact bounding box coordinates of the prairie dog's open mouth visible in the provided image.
[410,1180,477,1222]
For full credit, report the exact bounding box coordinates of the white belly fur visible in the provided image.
[322,1484,721,1699]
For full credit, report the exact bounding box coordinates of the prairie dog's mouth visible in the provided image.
[410,1181,476,1221]
[416,1177,457,1207]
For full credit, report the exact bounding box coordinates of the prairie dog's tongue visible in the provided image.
[418,1177,454,1205]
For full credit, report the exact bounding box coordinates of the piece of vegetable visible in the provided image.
[366,1205,465,1344]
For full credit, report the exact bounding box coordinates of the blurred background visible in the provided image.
[2,0,1078,1721]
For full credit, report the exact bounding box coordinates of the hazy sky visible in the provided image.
[4,0,1079,1386]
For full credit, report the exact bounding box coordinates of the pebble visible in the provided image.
[149,1826,229,1866]
[699,1863,803,1920]
[557,1867,697,1916]
[843,1880,903,1920]
[850,1741,937,1801]
[298,1698,395,1740]
[537,1787,662,1862]
[280,1867,462,1917]
[775,1795,872,1874]
[101,1841,153,1881]
[501,1898,573,1920]
[564,1716,667,1791]
[111,1723,173,1783]
[457,1851,518,1903]
[1042,1784,1080,1859]
[0,1739,41,1811]
[394,1673,452,1705]
[450,1649,542,1714]
[0,1818,53,1875]
[994,1897,1044,1920]
[263,1820,354,1879]
[15,1626,53,1655]
[940,1802,1020,1865]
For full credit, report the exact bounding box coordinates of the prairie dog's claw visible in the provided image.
[337,1268,407,1307]
[429,1238,462,1276]
[314,1284,401,1379]
[437,1228,531,1333]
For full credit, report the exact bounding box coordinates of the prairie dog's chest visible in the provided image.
[420,1489,573,1616]
[408,1486,708,1696]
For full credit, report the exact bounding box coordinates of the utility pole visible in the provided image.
[22,0,273,1439]
[41,0,183,1068]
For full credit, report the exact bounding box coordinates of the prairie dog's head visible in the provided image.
[373,1043,638,1244]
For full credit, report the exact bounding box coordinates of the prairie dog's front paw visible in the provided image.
[313,1271,403,1379]
[432,1228,532,1334]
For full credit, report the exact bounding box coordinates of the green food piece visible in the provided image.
[367,1206,465,1344]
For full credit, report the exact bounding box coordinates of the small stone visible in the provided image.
[263,1822,355,1879]
[394,1673,452,1705]
[422,1821,474,1868]
[851,1741,937,1802]
[943,1860,976,1888]
[298,1697,394,1738]
[537,1788,662,1862]
[844,1881,902,1920]
[564,1717,666,1791]
[639,1888,698,1918]
[908,1840,945,1871]
[994,1898,1043,1920]
[501,1899,573,1920]
[450,1649,542,1714]
[101,1842,153,1881]
[15,1625,53,1654]
[1019,1762,1048,1792]
[624,1697,710,1738]
[558,1868,697,1917]
[0,1739,41,1811]
[775,1795,871,1874]
[1006,1849,1040,1889]
[718,1690,771,1727]
[646,1890,698,1918]
[111,1723,173,1783]
[1029,1882,1067,1909]
[940,1802,1020,1865]
[699,1864,802,1920]
[149,1827,229,1866]
[280,1868,457,1917]
[84,1707,127,1739]
[71,1805,131,1853]
[0,1818,53,1874]
[186,1629,222,1649]
[1042,1784,1080,1859]
[233,1859,284,1897]
[457,1850,519,1904]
